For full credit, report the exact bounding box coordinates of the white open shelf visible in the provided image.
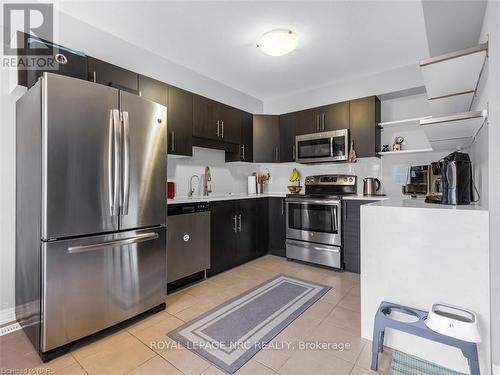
[379,116,432,130]
[420,109,487,141]
[429,137,474,152]
[420,43,488,100]
[427,91,475,116]
[378,148,433,156]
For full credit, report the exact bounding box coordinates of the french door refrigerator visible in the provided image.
[16,73,167,360]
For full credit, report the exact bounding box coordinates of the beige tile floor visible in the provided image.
[0,255,392,375]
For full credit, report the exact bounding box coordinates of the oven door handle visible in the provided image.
[285,199,340,205]
[332,206,338,233]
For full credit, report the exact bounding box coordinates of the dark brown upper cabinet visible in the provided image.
[138,75,167,105]
[226,111,253,162]
[296,102,349,135]
[296,109,319,135]
[167,85,193,156]
[87,56,139,94]
[279,112,298,162]
[321,102,350,131]
[349,96,381,158]
[193,94,219,141]
[193,95,242,144]
[138,77,192,156]
[253,115,280,163]
[16,32,87,89]
[220,104,242,144]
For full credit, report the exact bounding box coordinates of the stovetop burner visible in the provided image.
[301,174,358,196]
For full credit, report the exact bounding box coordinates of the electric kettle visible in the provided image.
[363,177,381,196]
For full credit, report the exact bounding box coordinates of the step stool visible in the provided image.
[371,301,480,375]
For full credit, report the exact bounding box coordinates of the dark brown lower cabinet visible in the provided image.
[342,199,376,273]
[208,201,238,277]
[268,198,286,257]
[208,199,268,277]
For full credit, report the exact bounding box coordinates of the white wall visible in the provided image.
[263,63,424,114]
[55,12,263,113]
[0,70,25,322]
[479,1,500,372]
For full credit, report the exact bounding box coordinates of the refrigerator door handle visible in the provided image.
[111,109,121,216]
[67,232,159,254]
[108,110,114,216]
[122,111,130,215]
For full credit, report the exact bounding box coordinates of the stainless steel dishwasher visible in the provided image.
[167,202,211,283]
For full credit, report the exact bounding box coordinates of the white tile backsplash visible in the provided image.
[258,158,382,194]
[167,147,259,197]
[167,147,387,197]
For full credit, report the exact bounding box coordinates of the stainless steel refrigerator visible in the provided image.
[16,73,167,360]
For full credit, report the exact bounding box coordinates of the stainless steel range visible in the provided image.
[285,174,357,269]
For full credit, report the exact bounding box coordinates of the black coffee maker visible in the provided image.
[439,152,473,205]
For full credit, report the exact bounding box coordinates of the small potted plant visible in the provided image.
[288,168,302,194]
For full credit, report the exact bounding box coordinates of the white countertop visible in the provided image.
[364,197,487,211]
[341,195,388,201]
[167,193,286,205]
[167,193,391,205]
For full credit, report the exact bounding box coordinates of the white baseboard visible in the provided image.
[493,363,500,375]
[0,307,16,326]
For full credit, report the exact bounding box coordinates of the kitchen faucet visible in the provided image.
[188,175,199,198]
[203,166,212,196]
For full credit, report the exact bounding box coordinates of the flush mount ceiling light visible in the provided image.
[257,29,298,57]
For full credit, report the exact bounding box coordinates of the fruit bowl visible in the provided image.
[287,185,302,194]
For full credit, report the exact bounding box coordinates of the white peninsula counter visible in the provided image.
[360,198,491,374]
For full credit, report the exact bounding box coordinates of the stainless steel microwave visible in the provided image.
[295,129,349,163]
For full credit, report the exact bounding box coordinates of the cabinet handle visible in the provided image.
[216,121,220,137]
[238,214,242,232]
[232,215,237,232]
[292,145,296,161]
[221,121,224,139]
[241,144,245,160]
[316,115,320,132]
[322,113,326,131]
[274,147,279,162]
[171,131,175,152]
[91,71,97,83]
[281,199,285,215]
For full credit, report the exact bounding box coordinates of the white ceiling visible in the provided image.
[58,1,434,101]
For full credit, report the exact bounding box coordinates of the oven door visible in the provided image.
[286,198,341,246]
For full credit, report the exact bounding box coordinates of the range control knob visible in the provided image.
[344,177,348,182]
[349,177,353,182]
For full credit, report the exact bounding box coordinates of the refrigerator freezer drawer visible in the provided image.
[286,239,342,269]
[41,227,166,352]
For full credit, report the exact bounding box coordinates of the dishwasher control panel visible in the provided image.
[168,202,210,216]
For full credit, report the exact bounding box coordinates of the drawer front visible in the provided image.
[42,227,166,351]
[286,239,341,269]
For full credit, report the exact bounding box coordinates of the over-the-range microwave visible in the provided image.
[295,129,349,163]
